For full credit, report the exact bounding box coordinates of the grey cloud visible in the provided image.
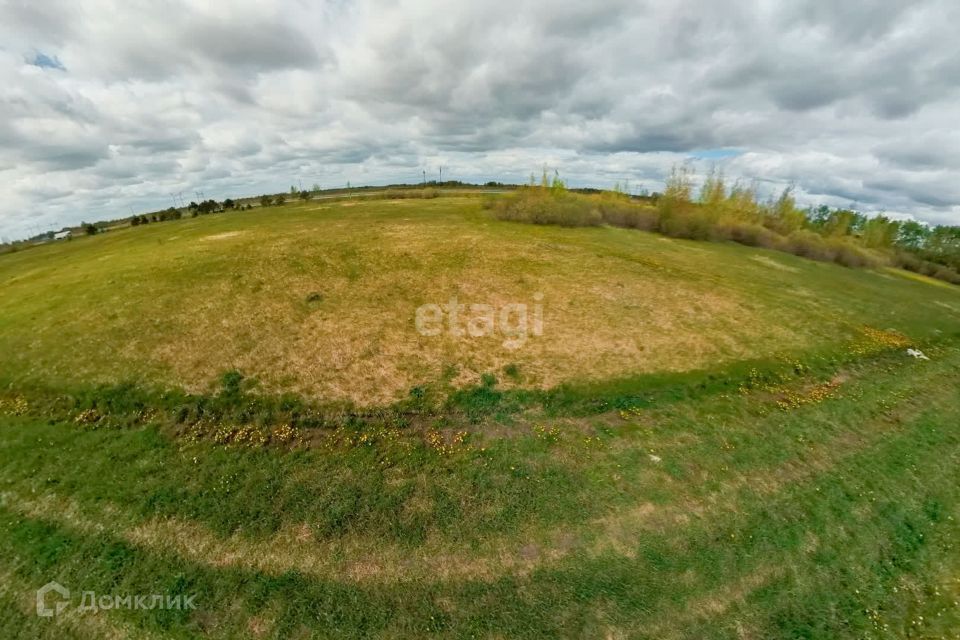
[1,0,960,239]
[783,1,916,42]
[179,20,321,72]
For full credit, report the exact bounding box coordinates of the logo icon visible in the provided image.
[36,582,70,617]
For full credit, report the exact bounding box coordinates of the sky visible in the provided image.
[1,0,959,240]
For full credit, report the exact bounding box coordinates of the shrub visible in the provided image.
[782,230,835,262]
[896,252,960,284]
[380,187,440,200]
[492,188,601,227]
[779,232,882,268]
[715,222,783,250]
[597,200,659,231]
[481,169,958,283]
[658,209,716,241]
[826,239,882,269]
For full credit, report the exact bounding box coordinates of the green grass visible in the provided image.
[2,195,960,637]
[2,346,960,637]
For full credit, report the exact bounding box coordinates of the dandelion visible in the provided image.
[73,408,102,425]
[271,423,296,444]
[533,424,559,442]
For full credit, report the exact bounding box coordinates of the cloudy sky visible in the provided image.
[2,0,959,239]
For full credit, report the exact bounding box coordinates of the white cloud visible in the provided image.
[1,0,959,239]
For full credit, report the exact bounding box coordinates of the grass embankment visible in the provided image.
[2,342,960,638]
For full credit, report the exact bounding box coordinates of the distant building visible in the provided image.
[54,230,72,240]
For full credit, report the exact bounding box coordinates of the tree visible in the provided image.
[663,165,693,204]
[817,209,861,237]
[656,165,697,235]
[699,168,727,210]
[130,216,141,227]
[810,205,831,227]
[223,198,235,209]
[769,187,808,234]
[259,195,272,208]
[158,207,179,221]
[896,220,930,251]
[926,226,960,269]
[862,215,900,249]
[274,194,286,206]
[549,170,566,196]
[197,200,218,214]
[298,190,310,201]
[725,181,762,222]
[84,223,98,235]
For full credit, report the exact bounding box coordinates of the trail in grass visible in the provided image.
[1,345,959,637]
[1,401,958,638]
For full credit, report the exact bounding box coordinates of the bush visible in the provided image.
[715,222,783,250]
[481,169,957,284]
[380,187,440,200]
[658,209,716,241]
[782,230,835,262]
[492,189,602,227]
[779,232,882,268]
[826,239,881,268]
[597,200,659,231]
[933,267,960,285]
[895,252,960,284]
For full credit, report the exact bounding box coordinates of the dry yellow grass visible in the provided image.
[0,197,957,404]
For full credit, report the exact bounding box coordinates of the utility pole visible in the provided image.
[439,166,443,184]
[422,170,426,186]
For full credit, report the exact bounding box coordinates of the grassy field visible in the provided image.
[2,195,960,638]
[1,197,959,403]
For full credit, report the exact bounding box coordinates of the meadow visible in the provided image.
[1,196,958,404]
[2,194,960,638]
